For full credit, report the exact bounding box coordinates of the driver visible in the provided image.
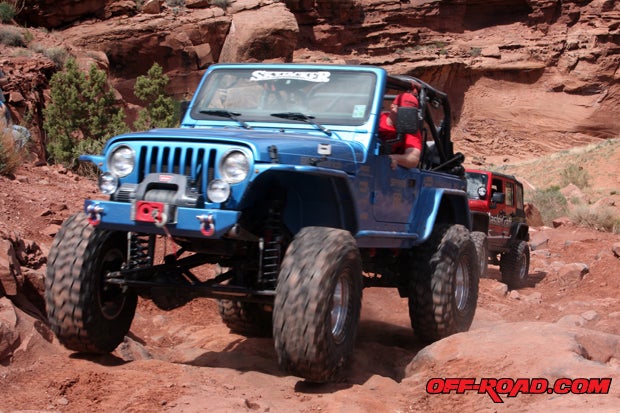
[379,83,423,170]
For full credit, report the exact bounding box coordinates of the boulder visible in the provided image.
[0,238,22,296]
[219,3,299,63]
[0,297,19,361]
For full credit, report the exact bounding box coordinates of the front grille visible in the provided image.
[138,145,216,194]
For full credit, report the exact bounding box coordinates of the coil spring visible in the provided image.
[127,233,154,269]
[259,206,283,286]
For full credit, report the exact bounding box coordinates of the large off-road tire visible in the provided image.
[471,231,488,278]
[409,224,479,343]
[217,299,273,337]
[273,227,362,383]
[45,213,137,353]
[499,240,530,290]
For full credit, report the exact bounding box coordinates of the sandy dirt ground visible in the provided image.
[1,143,619,413]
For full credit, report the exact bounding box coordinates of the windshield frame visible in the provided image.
[188,66,378,128]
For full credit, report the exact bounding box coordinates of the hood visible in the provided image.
[105,127,365,167]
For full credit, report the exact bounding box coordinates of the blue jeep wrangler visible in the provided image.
[45,63,479,382]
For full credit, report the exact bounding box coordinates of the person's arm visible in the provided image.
[389,130,423,169]
[389,147,421,169]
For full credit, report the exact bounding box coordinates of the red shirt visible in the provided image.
[379,112,423,152]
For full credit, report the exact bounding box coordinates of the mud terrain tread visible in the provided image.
[217,299,273,337]
[45,213,137,353]
[471,231,488,278]
[409,224,479,343]
[273,227,362,383]
[500,240,530,289]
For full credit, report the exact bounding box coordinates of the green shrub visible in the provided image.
[527,186,569,226]
[560,163,590,189]
[209,0,230,9]
[470,47,482,57]
[0,2,16,23]
[43,58,128,167]
[133,63,178,130]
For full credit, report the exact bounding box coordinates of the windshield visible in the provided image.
[190,68,376,127]
[465,172,488,199]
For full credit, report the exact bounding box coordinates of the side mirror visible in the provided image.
[492,192,505,204]
[395,106,419,134]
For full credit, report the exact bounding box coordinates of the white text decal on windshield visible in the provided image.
[250,71,331,83]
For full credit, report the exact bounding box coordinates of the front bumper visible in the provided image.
[84,199,241,238]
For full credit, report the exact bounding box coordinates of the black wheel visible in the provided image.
[217,299,273,337]
[409,224,479,343]
[500,240,530,289]
[471,231,488,278]
[45,213,137,353]
[273,227,362,383]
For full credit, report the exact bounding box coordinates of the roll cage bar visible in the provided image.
[386,75,463,175]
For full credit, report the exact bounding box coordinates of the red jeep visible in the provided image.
[465,169,530,288]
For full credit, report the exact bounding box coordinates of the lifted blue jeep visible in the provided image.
[45,63,479,382]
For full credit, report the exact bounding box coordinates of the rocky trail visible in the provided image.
[1,162,619,413]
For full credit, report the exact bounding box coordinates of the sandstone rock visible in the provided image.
[555,314,588,327]
[524,202,544,226]
[219,3,299,63]
[142,0,163,14]
[560,183,588,204]
[557,262,589,286]
[42,224,62,238]
[612,242,620,258]
[9,235,46,269]
[594,196,616,208]
[552,216,573,228]
[531,249,551,258]
[491,282,508,297]
[581,310,599,322]
[529,230,549,251]
[105,0,138,18]
[481,45,501,58]
[0,297,19,361]
[524,291,542,304]
[186,0,211,9]
[0,238,22,296]
[508,290,521,300]
[405,322,620,385]
[19,0,108,28]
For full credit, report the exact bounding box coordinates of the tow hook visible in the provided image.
[151,209,168,229]
[86,204,103,226]
[197,214,215,236]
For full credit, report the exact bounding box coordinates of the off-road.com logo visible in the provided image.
[426,377,612,403]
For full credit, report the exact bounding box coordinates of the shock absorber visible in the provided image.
[258,205,284,287]
[126,232,155,269]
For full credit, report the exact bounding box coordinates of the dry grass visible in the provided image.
[493,138,620,232]
[0,129,22,176]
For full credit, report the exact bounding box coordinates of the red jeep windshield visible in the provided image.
[465,171,488,200]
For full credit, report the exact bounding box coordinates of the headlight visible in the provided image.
[220,150,250,184]
[207,179,231,203]
[108,145,135,177]
[99,172,119,194]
